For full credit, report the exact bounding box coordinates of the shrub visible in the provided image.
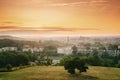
[116,63,120,68]
[6,64,12,71]
[64,57,88,74]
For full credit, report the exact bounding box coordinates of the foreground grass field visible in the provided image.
[0,66,120,80]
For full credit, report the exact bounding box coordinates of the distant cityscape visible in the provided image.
[0,35,120,56]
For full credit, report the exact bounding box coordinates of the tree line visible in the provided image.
[60,49,120,68]
[0,45,58,71]
[0,51,41,71]
[0,52,29,68]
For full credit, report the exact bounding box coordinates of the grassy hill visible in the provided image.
[0,66,120,80]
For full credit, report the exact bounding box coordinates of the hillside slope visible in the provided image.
[0,66,120,80]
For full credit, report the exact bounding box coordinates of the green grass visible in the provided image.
[0,66,120,80]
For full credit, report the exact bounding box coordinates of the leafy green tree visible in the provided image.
[0,54,5,68]
[65,60,76,74]
[6,64,12,71]
[99,46,106,50]
[43,45,56,65]
[72,45,78,55]
[84,43,91,50]
[92,49,98,56]
[0,51,34,68]
[116,63,120,68]
[101,51,110,59]
[102,59,114,67]
[64,57,88,74]
[108,44,118,50]
[16,53,29,66]
[88,55,102,66]
[47,58,53,66]
[88,50,102,66]
[60,56,72,66]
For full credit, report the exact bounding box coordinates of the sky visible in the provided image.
[0,0,120,37]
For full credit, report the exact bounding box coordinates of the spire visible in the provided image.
[67,36,69,44]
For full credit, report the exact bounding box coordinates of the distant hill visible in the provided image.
[0,35,24,40]
[0,35,67,48]
[0,38,41,48]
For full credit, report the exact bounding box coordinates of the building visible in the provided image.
[57,46,73,55]
[0,47,17,52]
[118,45,120,49]
[77,45,87,52]
[22,45,44,53]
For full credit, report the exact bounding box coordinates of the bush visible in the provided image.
[116,64,120,68]
[67,68,75,74]
[64,57,88,74]
[6,64,12,71]
[60,56,72,66]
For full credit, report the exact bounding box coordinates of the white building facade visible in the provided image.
[22,45,44,53]
[0,47,17,52]
[57,46,73,55]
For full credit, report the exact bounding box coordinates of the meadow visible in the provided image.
[0,66,120,80]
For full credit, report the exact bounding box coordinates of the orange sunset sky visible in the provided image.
[0,0,120,37]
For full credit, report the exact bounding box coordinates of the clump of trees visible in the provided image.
[37,45,56,66]
[0,52,30,71]
[70,43,120,68]
[60,56,88,74]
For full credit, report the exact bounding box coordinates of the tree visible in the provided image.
[116,63,120,68]
[99,46,106,50]
[64,57,88,74]
[6,64,12,71]
[43,46,57,57]
[108,44,118,50]
[72,45,78,55]
[60,55,72,66]
[0,51,31,68]
[65,60,76,74]
[92,49,98,56]
[46,58,53,66]
[75,58,88,73]
[88,49,102,66]
[101,59,114,67]
[43,46,56,65]
[84,43,91,50]
[101,51,110,59]
[0,54,5,68]
[16,53,29,66]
